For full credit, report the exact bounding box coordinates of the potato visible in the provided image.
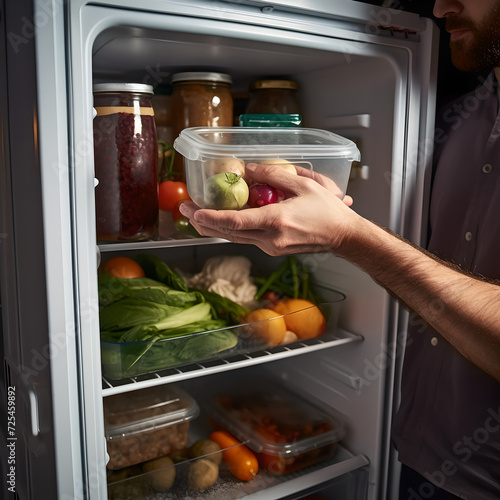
[205,158,245,178]
[142,455,176,491]
[107,466,145,499]
[169,448,190,464]
[189,439,223,465]
[188,458,219,491]
[260,158,297,175]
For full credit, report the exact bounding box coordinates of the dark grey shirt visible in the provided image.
[392,72,500,499]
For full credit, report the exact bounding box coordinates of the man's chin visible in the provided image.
[450,56,478,72]
[450,46,483,72]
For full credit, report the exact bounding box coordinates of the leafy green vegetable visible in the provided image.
[98,274,200,307]
[98,254,246,378]
[100,300,213,340]
[254,255,323,303]
[193,288,250,324]
[134,254,189,291]
[100,329,238,379]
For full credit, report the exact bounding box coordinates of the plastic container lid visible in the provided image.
[171,72,232,85]
[174,126,360,161]
[207,379,346,457]
[103,385,199,439]
[93,83,154,94]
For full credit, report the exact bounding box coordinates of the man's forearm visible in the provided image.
[338,218,500,382]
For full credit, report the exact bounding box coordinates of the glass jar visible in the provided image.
[93,83,158,242]
[245,79,301,115]
[170,72,233,181]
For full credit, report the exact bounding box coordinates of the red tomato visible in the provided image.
[158,180,190,212]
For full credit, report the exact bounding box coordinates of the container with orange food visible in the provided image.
[206,379,346,475]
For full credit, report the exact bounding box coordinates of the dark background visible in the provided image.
[356,0,485,111]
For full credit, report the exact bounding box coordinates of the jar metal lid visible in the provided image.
[251,80,299,90]
[93,83,154,94]
[171,72,232,85]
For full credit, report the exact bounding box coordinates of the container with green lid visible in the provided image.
[242,79,302,127]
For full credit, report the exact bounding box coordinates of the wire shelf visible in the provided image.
[101,329,362,397]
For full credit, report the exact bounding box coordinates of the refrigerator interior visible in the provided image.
[0,1,437,499]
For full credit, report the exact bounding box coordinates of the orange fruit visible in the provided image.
[273,298,326,339]
[243,308,287,347]
[100,256,145,279]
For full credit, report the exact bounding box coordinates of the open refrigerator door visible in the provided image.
[0,1,438,499]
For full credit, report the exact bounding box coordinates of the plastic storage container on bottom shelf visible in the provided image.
[107,460,369,500]
[104,385,199,470]
[205,377,347,476]
[297,468,370,500]
[104,376,367,500]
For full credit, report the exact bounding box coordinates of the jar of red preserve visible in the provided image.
[93,83,159,241]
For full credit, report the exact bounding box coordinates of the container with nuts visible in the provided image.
[104,385,199,470]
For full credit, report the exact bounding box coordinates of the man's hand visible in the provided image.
[179,162,358,256]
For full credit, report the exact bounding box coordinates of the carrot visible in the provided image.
[209,430,258,481]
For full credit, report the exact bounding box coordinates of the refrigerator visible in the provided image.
[0,0,439,498]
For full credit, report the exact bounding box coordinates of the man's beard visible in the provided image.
[447,4,500,72]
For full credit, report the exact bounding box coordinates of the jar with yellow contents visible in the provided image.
[170,72,234,181]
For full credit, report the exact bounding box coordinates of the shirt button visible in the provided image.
[431,337,438,346]
[482,163,493,174]
[465,231,473,241]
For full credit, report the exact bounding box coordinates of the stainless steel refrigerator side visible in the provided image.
[33,0,96,498]
[387,16,440,500]
[0,0,76,499]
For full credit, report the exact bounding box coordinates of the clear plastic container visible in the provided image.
[100,297,345,380]
[104,385,199,470]
[173,126,360,209]
[206,379,346,475]
[93,83,159,242]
